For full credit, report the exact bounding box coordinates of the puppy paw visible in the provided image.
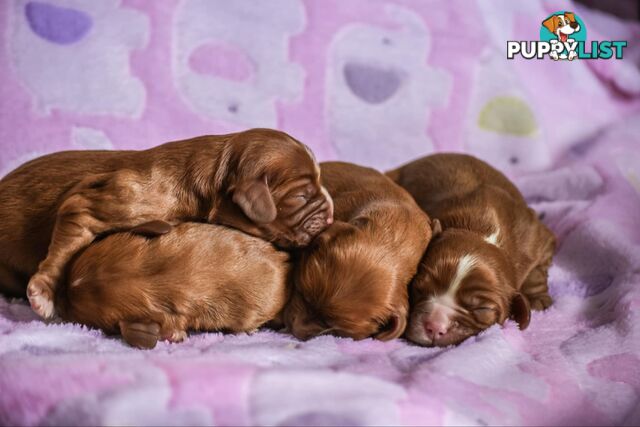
[27,275,56,319]
[528,293,553,311]
[164,330,188,343]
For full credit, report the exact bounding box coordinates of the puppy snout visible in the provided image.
[570,21,579,29]
[423,317,448,340]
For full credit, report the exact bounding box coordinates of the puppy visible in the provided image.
[542,12,581,60]
[387,153,555,347]
[56,221,290,349]
[284,162,433,341]
[0,128,332,319]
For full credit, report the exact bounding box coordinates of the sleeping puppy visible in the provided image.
[0,128,332,319]
[387,153,555,347]
[56,221,290,349]
[284,162,433,341]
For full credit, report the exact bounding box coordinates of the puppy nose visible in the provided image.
[423,318,448,340]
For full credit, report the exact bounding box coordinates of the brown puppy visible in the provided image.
[387,153,555,347]
[0,129,332,319]
[56,221,290,349]
[283,162,433,341]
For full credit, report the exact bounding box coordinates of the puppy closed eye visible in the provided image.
[472,307,497,324]
[280,194,308,210]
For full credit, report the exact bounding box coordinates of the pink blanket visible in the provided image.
[1,1,640,425]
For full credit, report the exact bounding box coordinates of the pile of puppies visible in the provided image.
[0,129,554,349]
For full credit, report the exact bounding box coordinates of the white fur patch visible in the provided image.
[484,229,500,246]
[70,278,84,288]
[447,254,478,297]
[428,254,478,320]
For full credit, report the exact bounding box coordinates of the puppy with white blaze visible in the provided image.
[387,153,555,347]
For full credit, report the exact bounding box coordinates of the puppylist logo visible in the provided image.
[507,11,627,61]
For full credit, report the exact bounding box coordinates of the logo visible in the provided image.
[507,11,627,61]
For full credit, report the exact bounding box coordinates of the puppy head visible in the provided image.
[284,221,408,341]
[224,128,334,248]
[542,12,580,38]
[406,228,530,347]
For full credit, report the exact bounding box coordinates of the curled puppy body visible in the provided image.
[284,162,433,342]
[56,221,290,349]
[387,153,555,347]
[0,128,332,319]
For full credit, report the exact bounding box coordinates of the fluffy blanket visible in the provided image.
[1,1,640,425]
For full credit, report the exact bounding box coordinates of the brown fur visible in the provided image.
[0,129,332,319]
[56,221,290,349]
[284,162,433,341]
[387,153,555,347]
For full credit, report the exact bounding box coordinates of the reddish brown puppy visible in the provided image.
[57,221,290,349]
[0,129,333,318]
[284,162,433,341]
[387,153,555,347]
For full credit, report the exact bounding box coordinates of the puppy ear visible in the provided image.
[565,12,576,22]
[374,313,407,341]
[431,218,443,238]
[509,292,531,330]
[542,15,558,34]
[119,321,160,349]
[130,220,173,238]
[233,176,277,224]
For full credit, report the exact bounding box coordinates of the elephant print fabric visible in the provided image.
[2,1,640,426]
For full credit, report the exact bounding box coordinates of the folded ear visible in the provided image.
[542,15,558,34]
[375,313,407,341]
[565,12,576,22]
[510,292,531,330]
[130,220,173,238]
[232,176,277,224]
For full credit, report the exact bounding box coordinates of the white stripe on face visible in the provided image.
[447,254,478,297]
[427,254,478,325]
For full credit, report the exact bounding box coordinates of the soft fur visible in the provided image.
[0,128,332,319]
[284,161,433,341]
[56,221,290,349]
[387,153,555,347]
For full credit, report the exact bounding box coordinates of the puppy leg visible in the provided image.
[27,170,177,319]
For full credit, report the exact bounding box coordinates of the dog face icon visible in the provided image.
[542,12,580,43]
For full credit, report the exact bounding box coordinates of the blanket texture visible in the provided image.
[1,1,640,425]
